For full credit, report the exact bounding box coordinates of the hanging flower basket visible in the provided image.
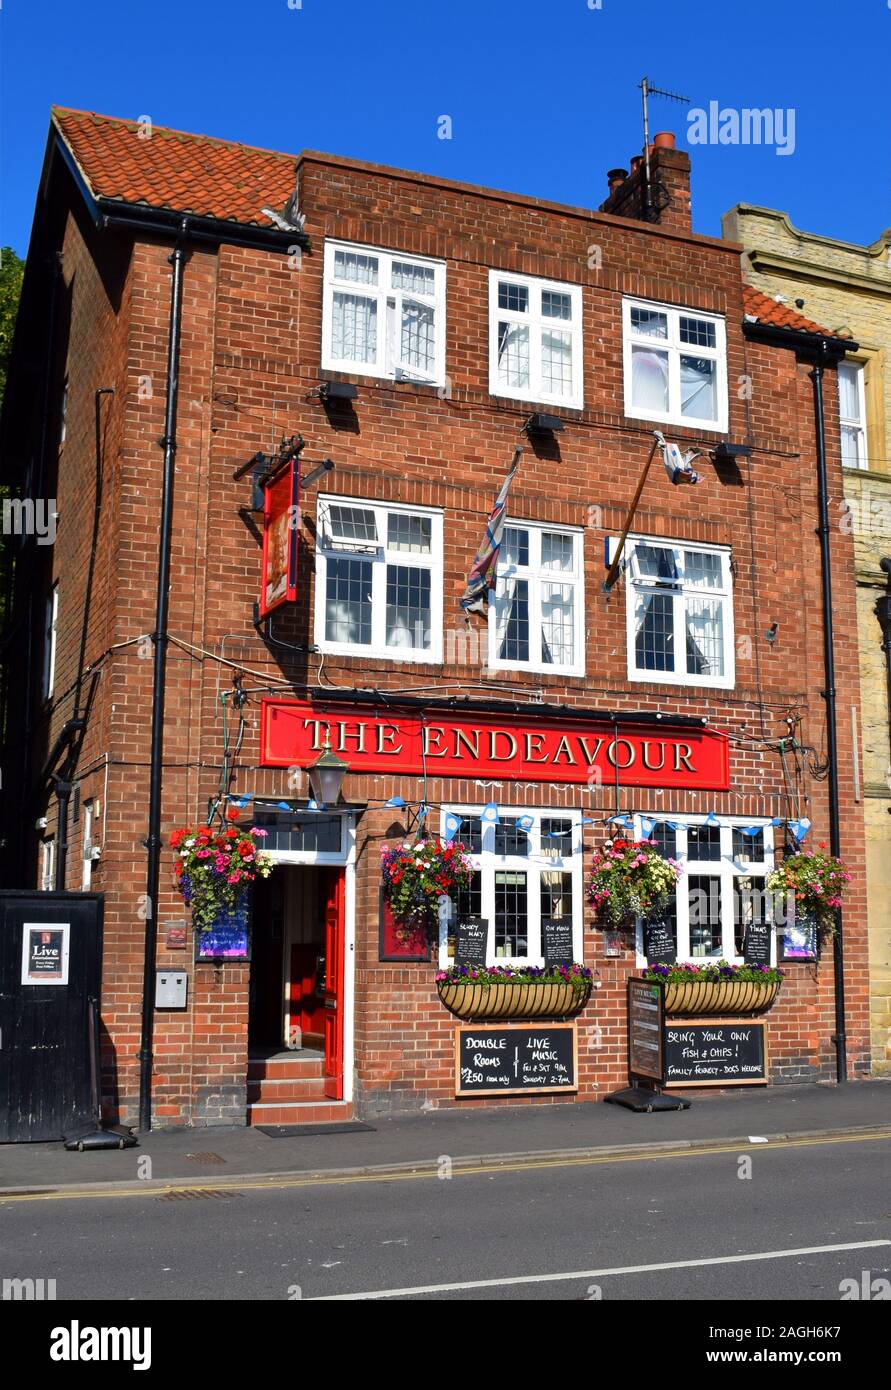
[380,836,473,942]
[170,814,274,933]
[767,844,851,940]
[436,964,595,1021]
[587,837,681,931]
[645,962,784,1016]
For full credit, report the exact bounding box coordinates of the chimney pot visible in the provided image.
[607,167,628,194]
[629,155,643,175]
[653,131,676,150]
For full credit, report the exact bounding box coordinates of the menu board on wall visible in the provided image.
[742,919,772,965]
[644,919,675,965]
[455,917,487,968]
[455,1024,577,1096]
[663,1020,767,1087]
[541,916,574,969]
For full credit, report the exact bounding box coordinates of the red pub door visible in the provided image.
[322,868,346,1100]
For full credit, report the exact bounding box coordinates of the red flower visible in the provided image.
[226,805,240,822]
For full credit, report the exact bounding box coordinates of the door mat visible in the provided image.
[256,1122,376,1137]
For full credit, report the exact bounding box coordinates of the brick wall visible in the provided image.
[4,146,872,1124]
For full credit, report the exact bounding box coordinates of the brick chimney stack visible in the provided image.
[598,133,691,232]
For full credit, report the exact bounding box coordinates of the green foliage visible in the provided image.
[0,247,25,410]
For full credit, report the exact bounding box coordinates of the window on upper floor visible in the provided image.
[488,271,583,410]
[314,496,443,662]
[321,241,446,386]
[838,361,868,469]
[625,537,734,689]
[489,521,585,676]
[623,298,728,432]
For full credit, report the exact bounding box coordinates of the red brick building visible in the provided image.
[0,108,871,1128]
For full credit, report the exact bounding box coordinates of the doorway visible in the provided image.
[248,864,346,1100]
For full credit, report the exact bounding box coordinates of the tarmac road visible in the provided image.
[1,1131,889,1303]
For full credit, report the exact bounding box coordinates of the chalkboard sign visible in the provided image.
[644,918,676,965]
[742,918,771,966]
[455,917,487,968]
[541,916,574,969]
[455,1024,577,1096]
[663,1020,767,1088]
[628,978,664,1082]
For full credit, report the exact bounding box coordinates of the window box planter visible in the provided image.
[436,971,594,1022]
[651,972,782,1016]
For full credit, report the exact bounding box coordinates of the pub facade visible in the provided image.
[0,107,871,1127]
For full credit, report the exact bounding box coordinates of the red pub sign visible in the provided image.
[259,700,730,791]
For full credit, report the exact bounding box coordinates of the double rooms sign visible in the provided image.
[260,699,730,790]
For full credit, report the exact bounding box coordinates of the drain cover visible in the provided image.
[185,1152,226,1165]
[159,1188,239,1201]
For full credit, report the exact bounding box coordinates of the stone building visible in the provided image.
[723,204,891,1074]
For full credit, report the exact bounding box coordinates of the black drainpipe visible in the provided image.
[743,319,858,1085]
[810,349,847,1083]
[138,222,188,1133]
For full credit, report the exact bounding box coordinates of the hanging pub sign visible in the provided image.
[259,699,730,791]
[259,460,300,618]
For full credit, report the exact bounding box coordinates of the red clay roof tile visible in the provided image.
[52,107,297,228]
[741,284,831,336]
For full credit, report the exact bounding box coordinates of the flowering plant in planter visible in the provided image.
[766,843,851,938]
[644,960,784,985]
[170,820,274,932]
[586,838,681,930]
[436,962,594,990]
[380,836,473,937]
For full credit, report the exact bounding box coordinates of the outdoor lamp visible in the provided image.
[307,734,349,807]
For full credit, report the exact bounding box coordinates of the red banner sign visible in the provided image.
[259,699,730,791]
[259,461,300,618]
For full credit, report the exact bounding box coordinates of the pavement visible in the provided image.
[2,1078,890,1194]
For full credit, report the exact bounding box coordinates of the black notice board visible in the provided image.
[742,919,771,966]
[663,1020,767,1087]
[455,917,487,968]
[456,1024,577,1096]
[628,978,664,1082]
[644,919,676,965]
[541,916,574,969]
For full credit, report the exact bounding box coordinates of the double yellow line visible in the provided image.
[2,1127,890,1205]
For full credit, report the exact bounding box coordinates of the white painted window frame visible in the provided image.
[838,360,868,470]
[256,811,352,866]
[487,520,585,676]
[321,239,447,387]
[488,269,584,410]
[437,806,584,969]
[314,495,444,664]
[631,813,775,967]
[81,800,94,891]
[624,535,735,690]
[43,585,58,700]
[40,837,55,892]
[622,297,728,432]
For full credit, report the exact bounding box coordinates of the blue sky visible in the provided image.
[2,0,889,257]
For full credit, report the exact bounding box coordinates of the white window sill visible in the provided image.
[624,403,728,434]
[489,384,584,412]
[321,356,445,390]
[488,659,586,679]
[626,667,734,691]
[315,639,442,665]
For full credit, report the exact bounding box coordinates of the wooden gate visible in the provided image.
[0,890,103,1142]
